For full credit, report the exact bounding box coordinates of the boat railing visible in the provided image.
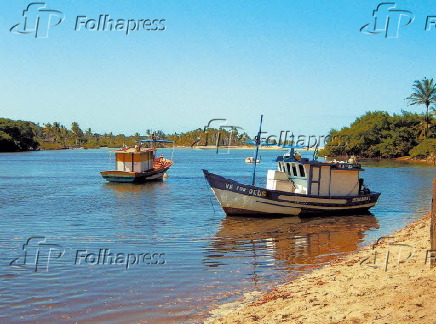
[153,157,173,169]
[333,162,362,170]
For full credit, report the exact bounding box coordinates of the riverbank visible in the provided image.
[397,156,436,165]
[207,213,436,324]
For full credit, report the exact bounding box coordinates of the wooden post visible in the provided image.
[431,179,436,266]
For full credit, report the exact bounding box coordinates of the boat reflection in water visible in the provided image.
[103,181,168,195]
[204,214,379,274]
[102,181,171,225]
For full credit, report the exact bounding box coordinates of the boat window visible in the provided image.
[299,164,305,177]
[292,164,297,177]
[283,163,288,174]
[279,162,284,172]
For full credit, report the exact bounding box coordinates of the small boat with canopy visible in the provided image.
[100,138,173,183]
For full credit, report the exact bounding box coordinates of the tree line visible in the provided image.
[319,111,435,158]
[1,112,434,158]
[0,118,39,152]
[320,77,436,159]
[0,119,251,152]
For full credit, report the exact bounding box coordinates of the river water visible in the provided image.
[0,148,434,323]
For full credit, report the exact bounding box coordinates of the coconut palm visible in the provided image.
[43,123,53,137]
[406,78,436,139]
[85,128,92,138]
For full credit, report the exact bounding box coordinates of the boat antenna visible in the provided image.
[151,132,156,149]
[312,144,319,161]
[251,115,263,186]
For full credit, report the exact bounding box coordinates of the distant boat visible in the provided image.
[245,157,260,164]
[100,140,173,183]
[203,116,380,216]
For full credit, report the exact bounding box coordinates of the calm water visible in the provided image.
[0,149,435,323]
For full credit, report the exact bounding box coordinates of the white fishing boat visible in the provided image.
[204,116,380,216]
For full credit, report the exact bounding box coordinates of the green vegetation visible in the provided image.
[167,128,249,147]
[0,119,155,152]
[409,139,436,159]
[320,111,435,159]
[0,118,250,152]
[321,77,436,160]
[406,78,436,139]
[2,111,433,160]
[40,122,140,149]
[0,118,39,152]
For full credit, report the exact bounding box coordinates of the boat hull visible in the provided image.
[203,170,380,217]
[100,167,170,183]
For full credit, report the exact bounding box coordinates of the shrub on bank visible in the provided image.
[409,139,436,159]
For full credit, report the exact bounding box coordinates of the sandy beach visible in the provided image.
[207,213,436,324]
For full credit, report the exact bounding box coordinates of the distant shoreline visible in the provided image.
[1,148,434,165]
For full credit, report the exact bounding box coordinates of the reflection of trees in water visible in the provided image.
[204,214,379,274]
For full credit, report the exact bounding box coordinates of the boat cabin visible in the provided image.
[266,154,365,197]
[113,146,156,173]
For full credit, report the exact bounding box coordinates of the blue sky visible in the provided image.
[1,0,435,137]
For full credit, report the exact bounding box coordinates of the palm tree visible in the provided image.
[133,132,141,142]
[59,126,68,146]
[406,78,436,139]
[85,128,92,138]
[43,123,53,138]
[50,122,61,141]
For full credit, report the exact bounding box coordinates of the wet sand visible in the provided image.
[207,214,436,324]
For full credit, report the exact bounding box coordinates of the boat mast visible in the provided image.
[251,115,263,186]
[151,132,157,149]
